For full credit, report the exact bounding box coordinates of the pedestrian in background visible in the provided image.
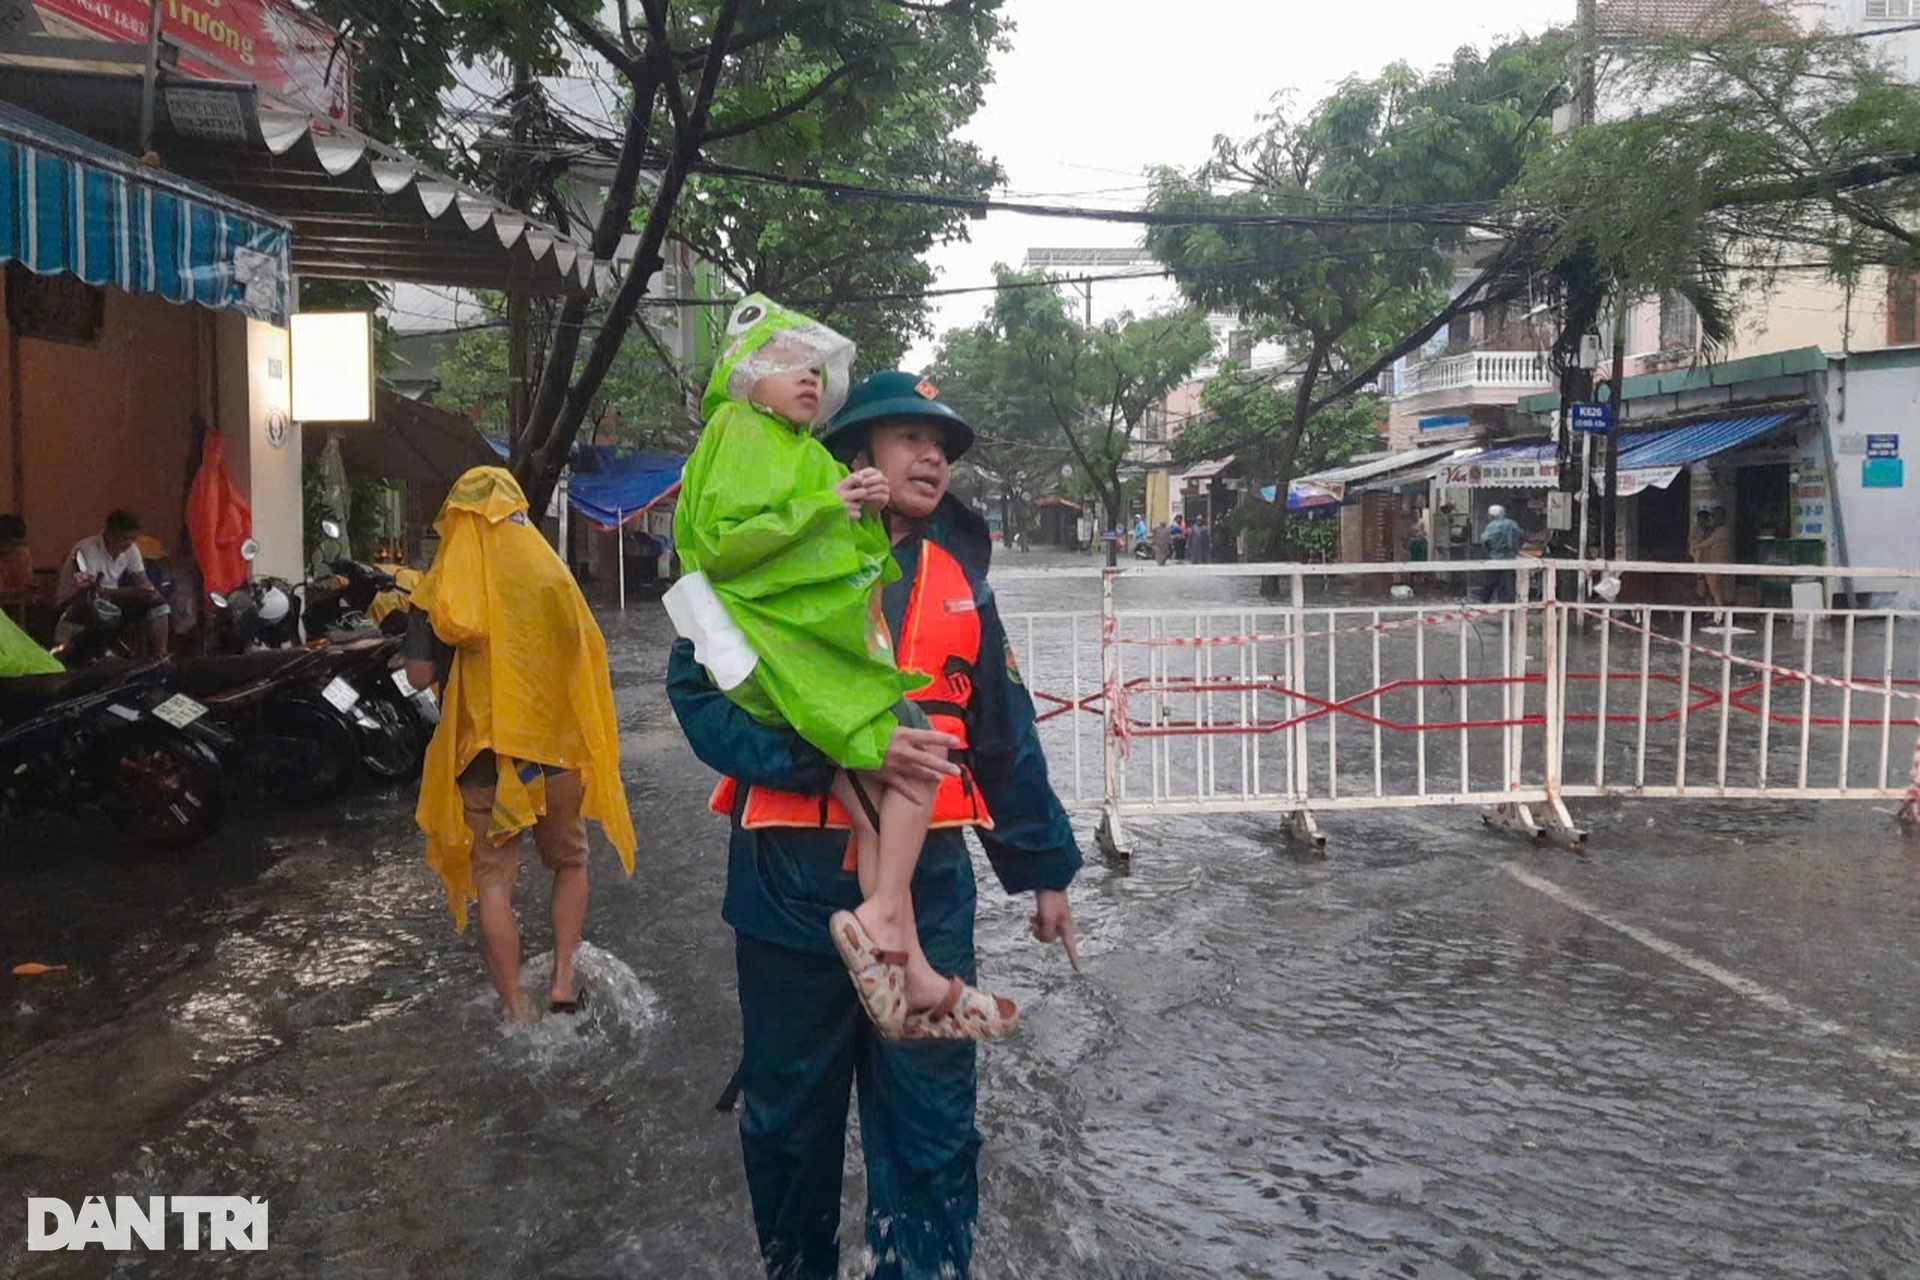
[1188,516,1211,565]
[1151,521,1172,565]
[1477,504,1524,604]
[1689,506,1734,616]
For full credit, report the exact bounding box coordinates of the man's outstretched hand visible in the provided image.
[1031,889,1079,971]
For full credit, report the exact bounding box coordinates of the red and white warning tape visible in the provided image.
[1115,603,1531,650]
[1572,607,1920,705]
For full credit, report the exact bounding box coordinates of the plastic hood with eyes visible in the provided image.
[703,293,855,427]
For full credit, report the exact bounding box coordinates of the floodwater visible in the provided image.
[3,553,1918,1278]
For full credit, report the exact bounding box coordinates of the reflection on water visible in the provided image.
[1,579,1917,1278]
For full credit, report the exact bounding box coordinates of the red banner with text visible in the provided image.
[34,0,352,124]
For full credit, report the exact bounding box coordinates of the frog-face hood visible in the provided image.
[702,294,856,426]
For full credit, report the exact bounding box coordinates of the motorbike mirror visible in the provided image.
[321,520,343,540]
[241,539,261,562]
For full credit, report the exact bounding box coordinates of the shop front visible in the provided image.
[0,100,296,603]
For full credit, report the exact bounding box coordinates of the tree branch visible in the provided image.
[638,0,689,134]
[545,0,640,79]
[1304,241,1530,417]
[523,0,745,513]
[702,58,865,143]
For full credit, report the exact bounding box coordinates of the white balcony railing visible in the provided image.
[1399,350,1553,397]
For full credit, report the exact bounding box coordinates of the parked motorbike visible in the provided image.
[0,660,231,849]
[170,647,361,804]
[320,634,435,781]
[302,539,412,640]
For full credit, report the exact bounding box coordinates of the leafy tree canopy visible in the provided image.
[931,270,1212,557]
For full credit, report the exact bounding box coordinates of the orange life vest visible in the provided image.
[708,539,994,835]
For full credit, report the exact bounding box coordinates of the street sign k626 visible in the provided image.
[1570,402,1613,434]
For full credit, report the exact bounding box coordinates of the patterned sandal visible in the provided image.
[830,910,909,1038]
[902,976,1018,1043]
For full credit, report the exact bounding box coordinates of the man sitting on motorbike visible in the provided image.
[59,509,170,658]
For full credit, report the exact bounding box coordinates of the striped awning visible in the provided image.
[1612,412,1802,468]
[0,101,290,325]
[1603,411,1804,497]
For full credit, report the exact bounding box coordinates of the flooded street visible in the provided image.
[4,558,1919,1278]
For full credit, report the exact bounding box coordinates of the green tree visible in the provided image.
[432,293,693,450]
[927,320,1071,538]
[1514,16,1920,329]
[678,16,1006,371]
[1147,37,1572,552]
[931,272,1213,562]
[1173,372,1380,484]
[316,1,1008,518]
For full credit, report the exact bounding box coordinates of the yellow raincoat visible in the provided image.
[412,467,636,928]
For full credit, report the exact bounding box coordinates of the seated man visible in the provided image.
[60,509,170,657]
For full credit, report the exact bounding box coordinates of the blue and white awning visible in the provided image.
[1605,412,1804,496]
[0,101,290,325]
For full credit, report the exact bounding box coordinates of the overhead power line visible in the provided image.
[689,161,1508,231]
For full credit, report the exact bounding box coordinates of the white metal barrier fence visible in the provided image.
[992,558,1920,857]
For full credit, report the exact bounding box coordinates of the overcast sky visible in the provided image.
[902,0,1576,371]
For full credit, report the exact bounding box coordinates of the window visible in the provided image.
[1658,291,1699,351]
[1891,270,1919,347]
[1866,0,1917,17]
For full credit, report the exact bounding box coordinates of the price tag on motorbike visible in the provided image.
[322,677,361,714]
[152,694,207,729]
[391,669,417,696]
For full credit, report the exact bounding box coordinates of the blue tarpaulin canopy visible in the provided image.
[1257,481,1341,511]
[0,101,290,325]
[567,450,685,529]
[1612,413,1802,469]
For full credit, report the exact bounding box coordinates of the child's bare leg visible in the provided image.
[830,769,951,1012]
[831,771,882,898]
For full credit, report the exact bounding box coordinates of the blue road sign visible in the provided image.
[1570,402,1612,434]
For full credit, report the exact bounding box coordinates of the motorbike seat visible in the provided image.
[172,650,318,698]
[0,658,157,722]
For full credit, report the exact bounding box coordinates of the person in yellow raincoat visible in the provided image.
[405,467,635,1023]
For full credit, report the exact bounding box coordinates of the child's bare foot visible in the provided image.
[500,993,538,1025]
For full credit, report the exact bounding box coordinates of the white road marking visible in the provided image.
[1503,861,1920,1082]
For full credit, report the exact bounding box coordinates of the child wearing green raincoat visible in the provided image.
[671,296,1014,1042]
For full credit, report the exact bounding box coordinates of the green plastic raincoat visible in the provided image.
[0,610,60,677]
[672,297,919,773]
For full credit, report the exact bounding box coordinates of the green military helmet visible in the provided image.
[819,371,975,464]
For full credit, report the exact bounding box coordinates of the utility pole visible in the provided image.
[505,60,535,452]
[1603,293,1626,558]
[1563,0,1602,563]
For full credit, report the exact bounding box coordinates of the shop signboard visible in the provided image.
[1601,465,1683,498]
[1440,457,1559,488]
[33,0,352,124]
[1793,466,1828,538]
[1862,433,1903,489]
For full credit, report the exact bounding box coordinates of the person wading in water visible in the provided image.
[669,371,1081,1279]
